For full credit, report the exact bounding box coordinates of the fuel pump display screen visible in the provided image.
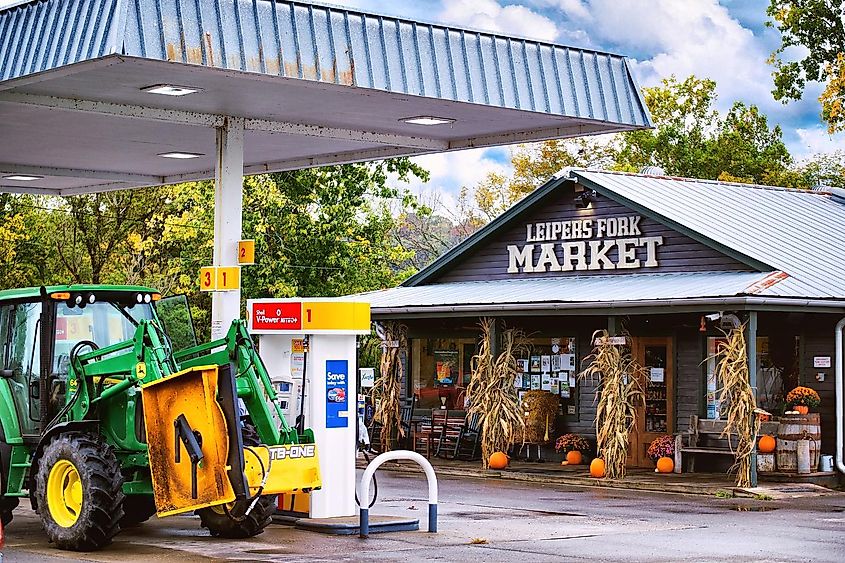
[326,360,349,428]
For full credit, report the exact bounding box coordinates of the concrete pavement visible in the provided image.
[1,470,843,562]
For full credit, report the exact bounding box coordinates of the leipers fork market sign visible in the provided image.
[507,215,664,273]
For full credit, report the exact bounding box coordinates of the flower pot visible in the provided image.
[795,405,809,415]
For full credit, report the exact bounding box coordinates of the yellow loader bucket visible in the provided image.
[243,443,322,497]
[141,365,236,517]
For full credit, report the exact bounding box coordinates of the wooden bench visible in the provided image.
[674,415,779,473]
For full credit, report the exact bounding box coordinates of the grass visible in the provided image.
[579,330,643,480]
[466,318,527,468]
[753,493,774,501]
[715,489,734,499]
[372,321,406,452]
[712,323,760,488]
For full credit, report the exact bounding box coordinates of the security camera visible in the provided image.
[704,312,722,321]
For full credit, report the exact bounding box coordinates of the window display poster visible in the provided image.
[541,355,551,373]
[326,360,349,429]
[561,354,575,371]
[434,350,458,385]
[530,355,542,373]
[560,381,570,399]
[551,354,561,372]
[541,373,552,391]
[517,359,529,374]
[551,380,560,395]
[569,374,576,388]
[531,373,541,390]
[650,367,665,383]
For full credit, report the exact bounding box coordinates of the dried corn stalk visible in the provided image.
[372,322,407,452]
[466,318,528,468]
[712,323,759,488]
[579,330,643,480]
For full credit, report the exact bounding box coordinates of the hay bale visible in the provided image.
[521,390,559,444]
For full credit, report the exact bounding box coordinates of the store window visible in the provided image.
[411,338,475,409]
[705,336,787,418]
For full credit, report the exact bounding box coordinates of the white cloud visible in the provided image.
[397,148,514,217]
[792,127,845,162]
[438,0,559,42]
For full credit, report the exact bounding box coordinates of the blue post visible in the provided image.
[359,508,369,538]
[428,503,437,533]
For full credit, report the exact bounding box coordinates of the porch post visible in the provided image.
[746,311,758,487]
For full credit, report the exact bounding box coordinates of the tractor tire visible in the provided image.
[196,422,276,539]
[0,495,17,527]
[34,432,125,551]
[119,495,157,527]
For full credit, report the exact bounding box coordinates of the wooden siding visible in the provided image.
[801,320,838,453]
[436,185,755,283]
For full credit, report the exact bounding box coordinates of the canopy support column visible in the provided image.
[211,117,245,339]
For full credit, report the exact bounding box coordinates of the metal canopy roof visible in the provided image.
[0,0,651,196]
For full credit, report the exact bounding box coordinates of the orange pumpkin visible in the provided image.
[656,456,674,473]
[590,458,606,478]
[795,405,809,415]
[758,435,776,454]
[489,451,509,469]
[566,450,583,465]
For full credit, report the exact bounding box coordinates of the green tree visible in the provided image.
[767,0,845,132]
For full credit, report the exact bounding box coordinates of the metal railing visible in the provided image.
[358,450,438,538]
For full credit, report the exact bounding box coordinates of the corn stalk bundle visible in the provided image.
[520,391,560,444]
[579,330,643,480]
[466,318,528,468]
[713,323,759,488]
[372,321,407,452]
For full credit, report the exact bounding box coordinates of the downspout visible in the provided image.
[836,317,845,474]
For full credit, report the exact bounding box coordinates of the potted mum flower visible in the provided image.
[785,386,820,414]
[647,434,675,473]
[555,433,590,465]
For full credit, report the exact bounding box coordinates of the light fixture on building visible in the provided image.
[400,116,455,126]
[141,84,202,96]
[157,152,204,159]
[574,189,597,209]
[3,174,43,181]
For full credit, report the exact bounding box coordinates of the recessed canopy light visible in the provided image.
[400,116,455,126]
[141,84,202,96]
[157,152,204,159]
[3,174,43,181]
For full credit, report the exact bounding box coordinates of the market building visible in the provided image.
[359,169,845,469]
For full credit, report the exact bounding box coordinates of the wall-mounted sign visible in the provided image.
[238,240,255,265]
[359,367,375,388]
[507,214,664,274]
[813,356,831,368]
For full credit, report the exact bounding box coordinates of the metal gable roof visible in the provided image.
[573,170,845,299]
[0,0,650,124]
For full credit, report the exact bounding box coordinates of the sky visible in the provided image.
[2,0,842,211]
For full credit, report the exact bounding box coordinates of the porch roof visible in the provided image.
[359,271,845,318]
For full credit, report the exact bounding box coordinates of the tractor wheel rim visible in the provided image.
[47,459,83,527]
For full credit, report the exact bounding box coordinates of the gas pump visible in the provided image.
[247,298,370,519]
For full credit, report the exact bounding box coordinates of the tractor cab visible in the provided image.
[0,286,160,439]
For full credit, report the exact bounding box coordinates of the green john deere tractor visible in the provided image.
[0,285,321,551]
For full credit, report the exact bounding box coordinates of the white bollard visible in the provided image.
[797,439,811,474]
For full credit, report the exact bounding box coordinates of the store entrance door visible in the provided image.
[627,337,674,468]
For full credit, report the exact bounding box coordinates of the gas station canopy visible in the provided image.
[0,0,651,196]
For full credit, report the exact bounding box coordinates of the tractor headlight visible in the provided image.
[74,294,83,306]
[143,293,152,304]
